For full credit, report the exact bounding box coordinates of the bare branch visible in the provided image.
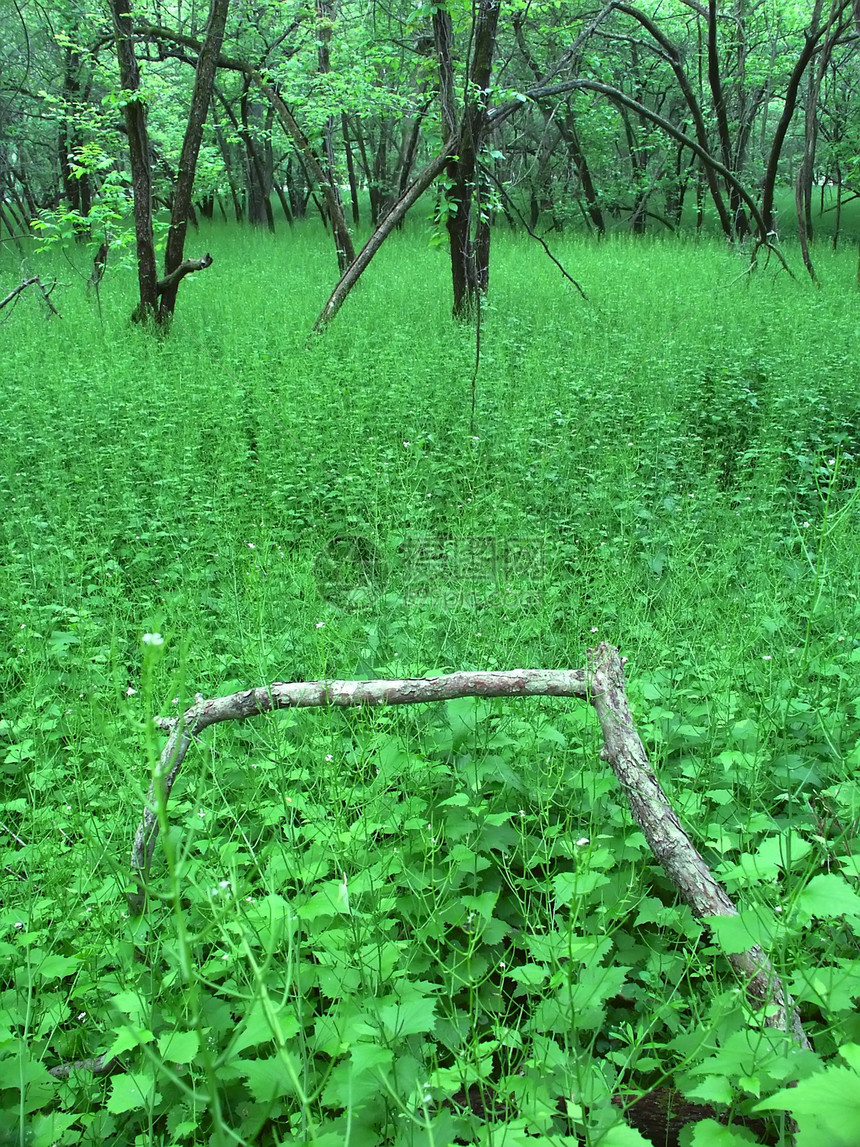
[0,275,62,317]
[126,644,810,1054]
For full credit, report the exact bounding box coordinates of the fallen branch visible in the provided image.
[0,274,62,317]
[48,1054,120,1080]
[129,643,810,1054]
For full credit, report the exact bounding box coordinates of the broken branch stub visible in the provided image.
[129,643,809,1051]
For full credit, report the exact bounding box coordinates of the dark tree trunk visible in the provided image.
[613,2,734,239]
[313,138,456,331]
[284,157,310,218]
[394,90,431,203]
[109,0,159,322]
[341,114,361,226]
[159,0,230,320]
[369,128,389,225]
[0,200,24,249]
[240,90,275,230]
[212,95,246,221]
[256,77,355,271]
[760,0,839,237]
[434,0,501,319]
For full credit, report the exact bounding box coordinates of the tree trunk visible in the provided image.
[109,0,159,322]
[313,138,457,331]
[341,114,361,226]
[211,98,245,221]
[159,0,230,320]
[434,0,501,319]
[59,45,93,235]
[255,77,355,271]
[240,90,275,230]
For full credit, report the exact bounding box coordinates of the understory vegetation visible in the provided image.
[2,226,860,1146]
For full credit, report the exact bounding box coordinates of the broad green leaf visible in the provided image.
[157,1029,199,1063]
[506,963,548,987]
[840,1044,860,1072]
[239,1053,300,1103]
[599,1124,654,1145]
[439,792,470,807]
[553,870,610,905]
[375,997,436,1040]
[106,1026,154,1058]
[754,1065,860,1145]
[795,875,860,921]
[754,830,812,874]
[705,910,775,954]
[350,1042,393,1074]
[689,1120,759,1144]
[106,1071,159,1114]
[33,952,79,981]
[231,999,300,1054]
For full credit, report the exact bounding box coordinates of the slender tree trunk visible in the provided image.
[341,114,361,226]
[159,0,230,320]
[240,90,275,230]
[760,0,832,236]
[255,77,355,270]
[832,161,842,250]
[313,139,457,331]
[795,0,842,278]
[109,0,159,321]
[59,45,93,234]
[211,99,244,221]
[614,2,734,239]
[0,201,23,250]
[434,0,501,319]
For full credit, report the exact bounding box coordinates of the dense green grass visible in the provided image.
[2,224,860,1146]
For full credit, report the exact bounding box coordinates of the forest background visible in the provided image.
[3,1,860,1146]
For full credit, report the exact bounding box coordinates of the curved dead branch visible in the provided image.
[128,643,809,1054]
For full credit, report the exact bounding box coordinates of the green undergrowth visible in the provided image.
[2,227,860,1145]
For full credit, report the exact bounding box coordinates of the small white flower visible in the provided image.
[403,440,411,447]
[325,753,334,762]
[197,808,206,818]
[590,627,598,633]
[316,621,325,629]
[802,521,810,529]
[575,837,590,847]
[762,655,772,661]
[126,686,137,696]
[142,632,164,647]
[247,542,256,549]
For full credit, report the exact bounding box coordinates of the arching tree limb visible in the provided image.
[312,138,457,331]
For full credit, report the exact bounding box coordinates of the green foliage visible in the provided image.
[2,226,860,1144]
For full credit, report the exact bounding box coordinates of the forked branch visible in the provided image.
[129,643,810,1053]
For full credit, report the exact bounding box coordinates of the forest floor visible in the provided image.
[2,225,860,1146]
